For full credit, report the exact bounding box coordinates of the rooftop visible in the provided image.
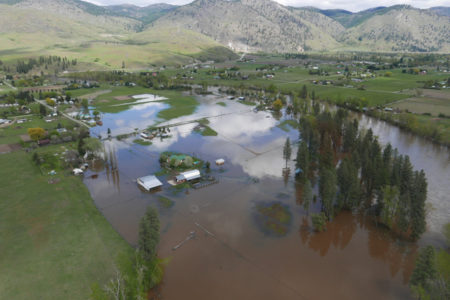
[138,175,163,191]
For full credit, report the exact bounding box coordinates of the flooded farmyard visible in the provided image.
[83,91,449,300]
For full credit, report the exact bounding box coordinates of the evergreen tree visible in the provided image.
[283,138,292,169]
[319,167,337,220]
[337,158,360,209]
[343,120,358,152]
[397,193,411,234]
[379,185,399,229]
[296,141,309,181]
[303,180,313,214]
[300,85,308,99]
[400,156,413,195]
[39,104,47,117]
[410,246,437,291]
[77,138,85,156]
[410,170,427,240]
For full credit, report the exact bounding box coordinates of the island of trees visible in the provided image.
[294,104,427,241]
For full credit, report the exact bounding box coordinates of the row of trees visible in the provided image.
[15,56,77,74]
[295,106,428,240]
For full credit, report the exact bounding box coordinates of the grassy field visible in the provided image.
[176,63,447,107]
[0,149,132,299]
[0,115,74,145]
[416,114,450,144]
[81,86,199,120]
[390,97,450,116]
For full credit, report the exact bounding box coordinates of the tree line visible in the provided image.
[15,56,77,74]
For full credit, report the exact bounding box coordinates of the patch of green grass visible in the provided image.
[198,118,210,125]
[195,125,217,136]
[277,119,299,132]
[238,100,257,106]
[217,102,226,107]
[157,196,174,208]
[202,126,218,136]
[0,150,132,299]
[133,139,152,146]
[390,97,450,116]
[116,133,133,140]
[155,90,198,121]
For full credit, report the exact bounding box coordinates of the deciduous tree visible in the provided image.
[27,127,46,141]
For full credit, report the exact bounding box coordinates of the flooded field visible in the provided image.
[83,91,449,299]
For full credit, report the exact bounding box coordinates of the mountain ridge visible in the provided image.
[0,0,448,68]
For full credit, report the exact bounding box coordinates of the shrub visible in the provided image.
[311,212,327,232]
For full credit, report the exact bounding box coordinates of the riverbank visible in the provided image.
[0,150,133,299]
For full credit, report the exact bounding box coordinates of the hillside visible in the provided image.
[0,0,449,68]
[154,0,343,53]
[339,6,450,52]
[0,0,233,68]
[429,6,450,17]
[3,0,140,31]
[155,0,449,53]
[106,3,177,24]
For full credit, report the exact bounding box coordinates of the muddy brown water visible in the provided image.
[84,93,449,299]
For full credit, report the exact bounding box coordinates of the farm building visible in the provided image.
[215,158,225,165]
[137,175,163,191]
[175,169,201,183]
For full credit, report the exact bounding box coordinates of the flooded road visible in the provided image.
[84,92,449,299]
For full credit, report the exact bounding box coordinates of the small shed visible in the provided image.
[176,169,201,183]
[215,158,225,166]
[137,175,163,191]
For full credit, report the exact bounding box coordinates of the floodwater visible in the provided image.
[83,91,449,299]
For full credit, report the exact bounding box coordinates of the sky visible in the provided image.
[85,0,450,12]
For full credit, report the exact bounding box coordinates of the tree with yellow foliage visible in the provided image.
[27,127,46,141]
[273,99,283,112]
[46,98,55,106]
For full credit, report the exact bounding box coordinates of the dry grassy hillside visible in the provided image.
[340,7,450,52]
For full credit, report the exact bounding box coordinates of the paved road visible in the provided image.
[3,81,17,91]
